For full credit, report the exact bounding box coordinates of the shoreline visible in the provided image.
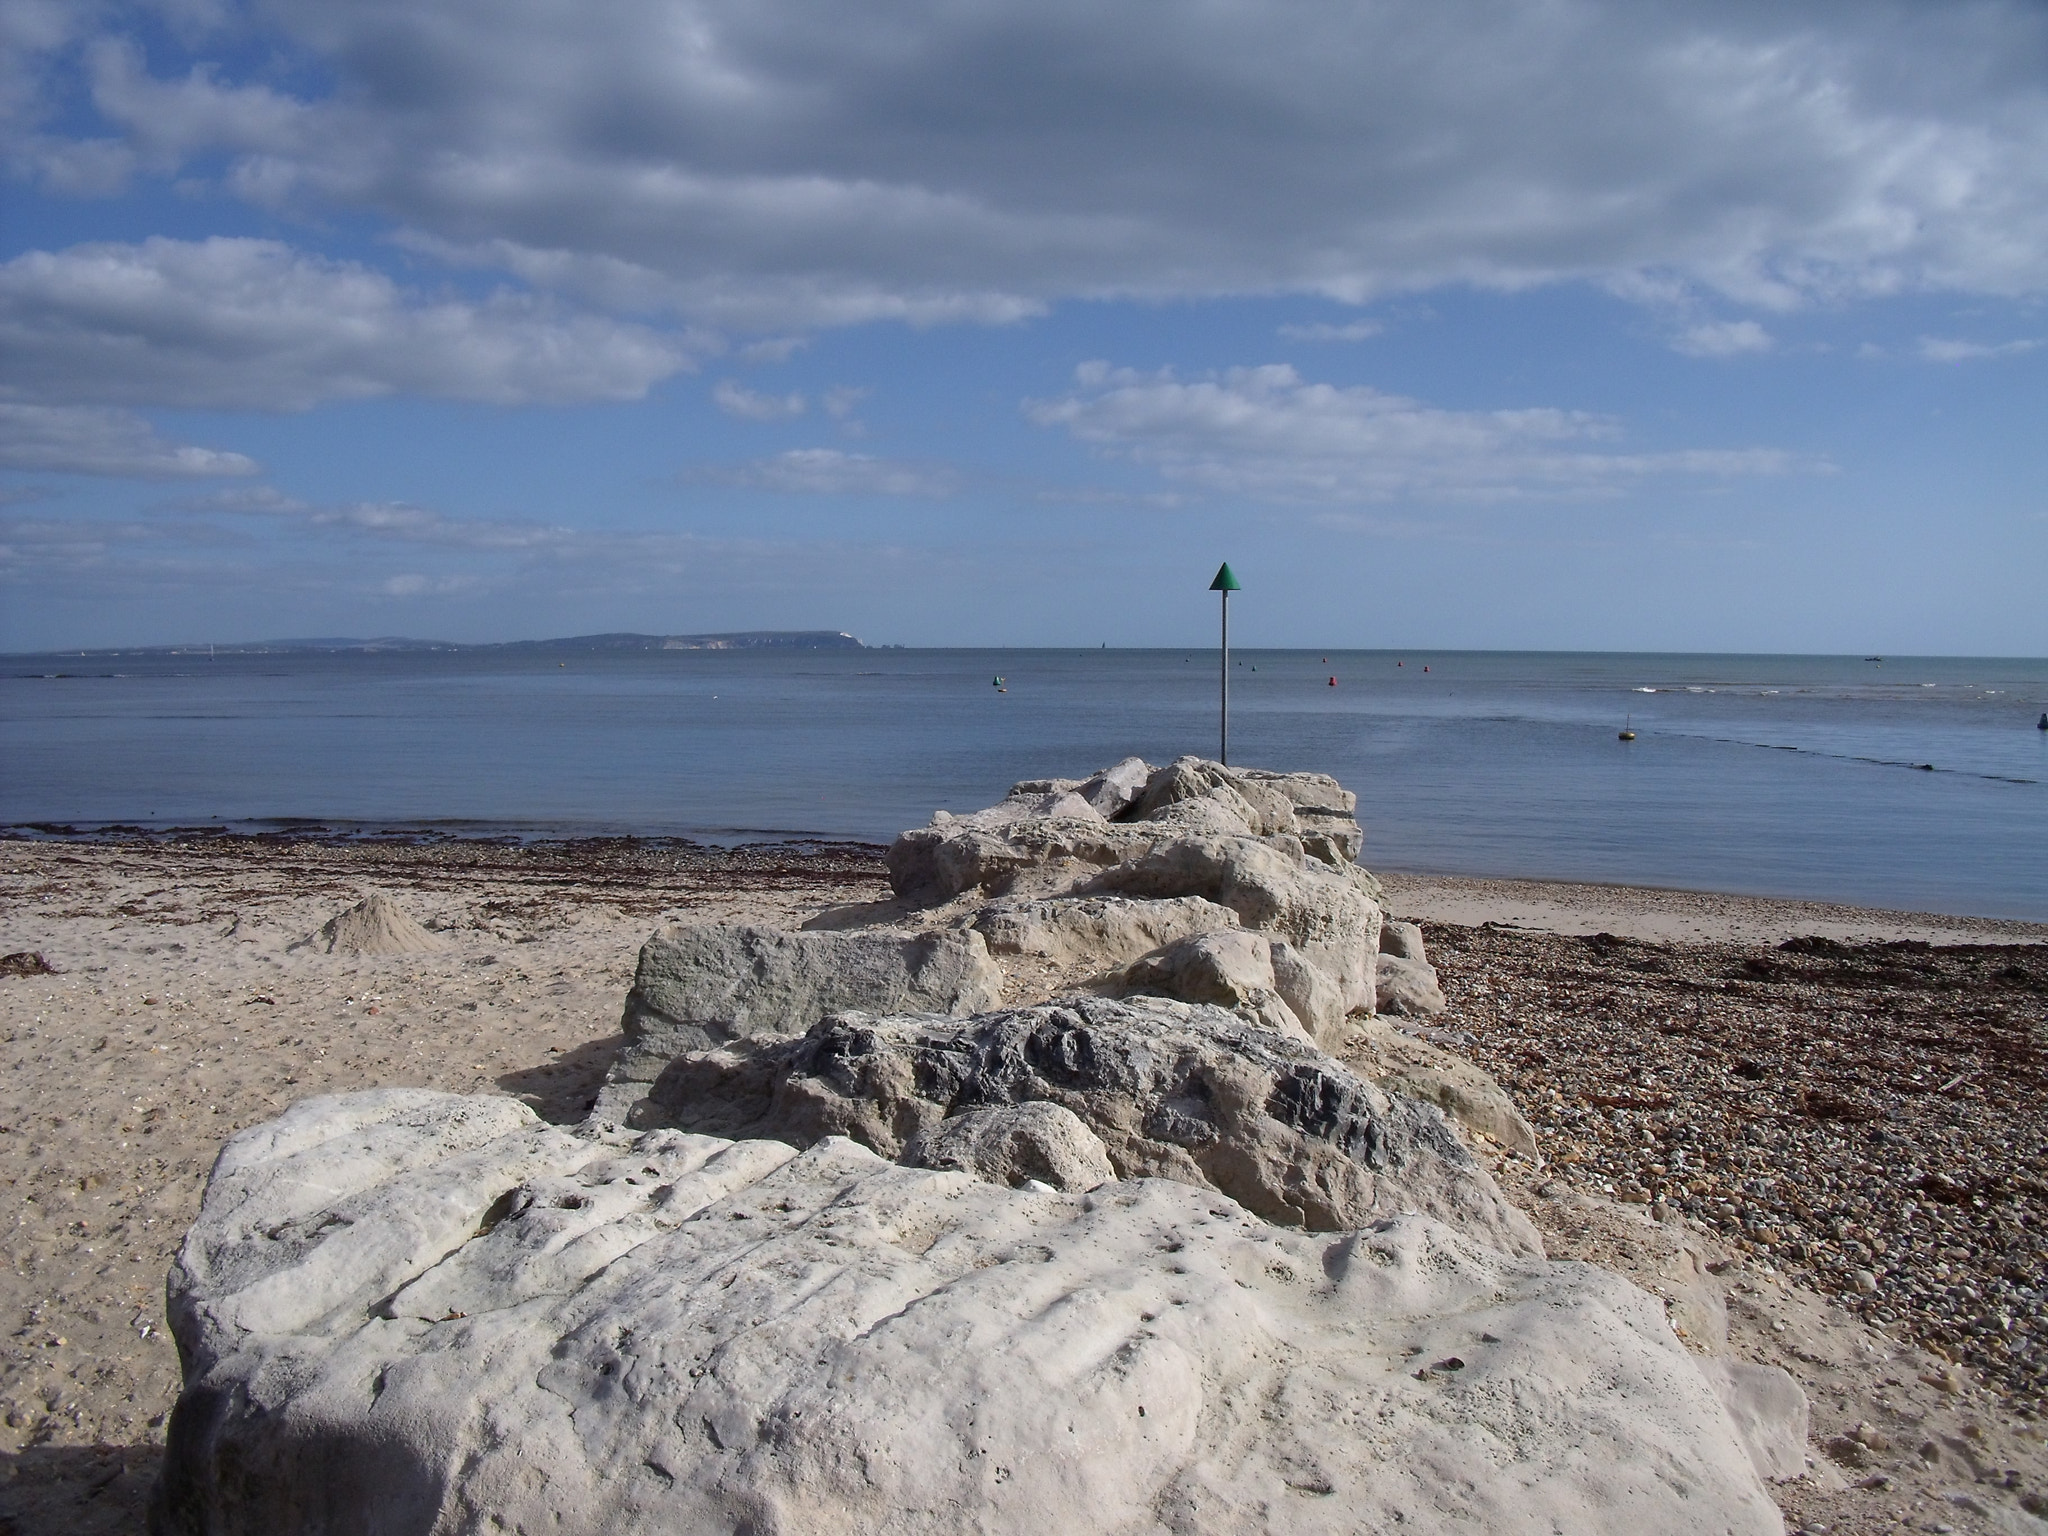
[1375,869,2048,946]
[2,836,2043,1533]
[8,826,2044,939]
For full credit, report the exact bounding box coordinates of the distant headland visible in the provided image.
[12,630,868,658]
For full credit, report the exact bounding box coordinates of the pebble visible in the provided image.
[1428,924,2048,1411]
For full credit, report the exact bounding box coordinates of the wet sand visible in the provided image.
[2,837,2043,1534]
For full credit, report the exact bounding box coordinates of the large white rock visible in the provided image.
[883,756,1370,905]
[155,1089,1786,1536]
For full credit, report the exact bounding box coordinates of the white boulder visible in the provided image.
[153,1089,1786,1536]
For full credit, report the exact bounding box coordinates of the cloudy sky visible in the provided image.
[4,0,2045,653]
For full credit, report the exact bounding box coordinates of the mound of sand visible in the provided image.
[291,892,445,956]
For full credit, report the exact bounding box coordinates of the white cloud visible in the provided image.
[0,403,259,478]
[0,490,950,618]
[692,448,959,498]
[822,386,869,420]
[713,380,807,420]
[191,486,570,550]
[0,237,699,410]
[737,335,809,364]
[1673,320,1774,357]
[1916,335,2041,362]
[13,1,2048,327]
[1027,361,1812,503]
[380,572,483,598]
[1278,320,1384,343]
[86,37,309,173]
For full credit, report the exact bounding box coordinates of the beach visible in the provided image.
[2,834,2044,1534]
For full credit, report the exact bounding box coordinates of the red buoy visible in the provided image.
[1327,676,1337,686]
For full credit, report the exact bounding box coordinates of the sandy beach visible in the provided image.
[2,834,2044,1534]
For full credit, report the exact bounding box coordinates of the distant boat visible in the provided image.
[1866,656,1883,662]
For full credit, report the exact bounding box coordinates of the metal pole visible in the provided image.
[1208,561,1240,766]
[1220,586,1229,766]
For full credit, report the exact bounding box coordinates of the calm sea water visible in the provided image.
[3,648,2044,920]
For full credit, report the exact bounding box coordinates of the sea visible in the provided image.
[3,648,2044,921]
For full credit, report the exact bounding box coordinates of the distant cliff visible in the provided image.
[18,630,867,657]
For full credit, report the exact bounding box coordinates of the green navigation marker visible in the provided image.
[1210,562,1239,763]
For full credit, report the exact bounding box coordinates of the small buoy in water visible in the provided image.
[1422,666,1429,672]
[558,662,566,667]
[1620,711,1636,741]
[1619,729,1636,741]
[2038,712,2047,731]
[1327,676,1337,686]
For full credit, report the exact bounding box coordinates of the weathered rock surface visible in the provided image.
[970,893,1239,971]
[596,995,1542,1253]
[290,892,444,956]
[1698,1358,1812,1484]
[156,1089,1786,1536]
[886,799,1136,904]
[1077,753,1152,817]
[1380,919,1429,963]
[906,1100,1115,1190]
[885,755,1370,907]
[1344,1019,1541,1160]
[619,922,1004,1052]
[1375,951,1449,1016]
[1267,936,1348,1045]
[1112,929,1309,1041]
[1089,834,1381,1012]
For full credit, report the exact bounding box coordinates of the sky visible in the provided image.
[3,0,2046,654]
